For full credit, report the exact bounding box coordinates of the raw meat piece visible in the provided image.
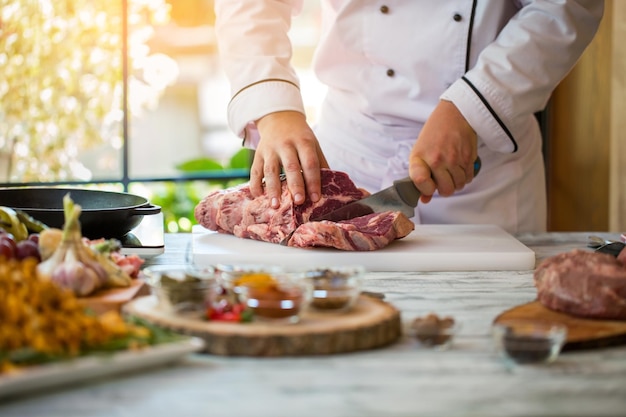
[288,211,414,251]
[533,248,626,320]
[194,169,415,251]
[618,246,626,265]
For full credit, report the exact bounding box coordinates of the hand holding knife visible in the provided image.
[313,157,482,222]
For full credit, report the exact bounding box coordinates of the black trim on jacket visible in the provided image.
[461,76,519,152]
[462,1,518,152]
[465,0,478,72]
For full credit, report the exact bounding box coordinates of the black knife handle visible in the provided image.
[393,177,421,208]
[393,156,481,207]
[595,242,626,257]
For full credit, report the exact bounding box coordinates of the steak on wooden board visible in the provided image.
[533,248,626,320]
[194,169,415,251]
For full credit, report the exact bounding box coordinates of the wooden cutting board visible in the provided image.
[78,278,150,315]
[191,224,536,272]
[124,294,401,356]
[494,301,626,351]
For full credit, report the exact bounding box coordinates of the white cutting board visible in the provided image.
[191,224,536,272]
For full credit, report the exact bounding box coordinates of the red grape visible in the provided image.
[16,240,41,261]
[0,233,17,251]
[0,240,15,259]
[27,233,40,244]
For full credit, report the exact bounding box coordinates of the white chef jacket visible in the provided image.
[214,0,604,233]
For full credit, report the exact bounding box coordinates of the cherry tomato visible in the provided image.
[206,302,250,322]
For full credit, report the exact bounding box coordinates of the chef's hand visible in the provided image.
[409,100,478,204]
[253,111,329,208]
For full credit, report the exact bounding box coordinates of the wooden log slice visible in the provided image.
[124,295,401,356]
[494,300,626,351]
[79,278,150,315]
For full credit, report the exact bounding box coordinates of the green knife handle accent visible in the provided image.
[393,156,482,208]
[473,156,482,176]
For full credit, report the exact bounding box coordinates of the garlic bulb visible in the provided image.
[37,193,132,296]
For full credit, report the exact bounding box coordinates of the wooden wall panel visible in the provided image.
[610,1,626,232]
[547,2,616,231]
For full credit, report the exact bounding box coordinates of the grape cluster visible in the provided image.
[0,232,41,262]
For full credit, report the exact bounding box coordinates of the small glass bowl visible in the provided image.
[409,313,460,350]
[236,274,311,324]
[303,266,364,313]
[492,320,568,365]
[143,265,216,316]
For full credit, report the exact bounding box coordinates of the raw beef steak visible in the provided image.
[533,248,626,320]
[194,169,415,251]
[289,211,415,251]
[619,246,626,265]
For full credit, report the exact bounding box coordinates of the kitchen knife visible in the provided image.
[593,241,626,258]
[312,157,482,222]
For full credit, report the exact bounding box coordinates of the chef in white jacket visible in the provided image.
[214,0,604,233]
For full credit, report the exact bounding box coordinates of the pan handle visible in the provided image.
[130,204,161,216]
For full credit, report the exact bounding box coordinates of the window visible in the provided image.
[0,0,322,232]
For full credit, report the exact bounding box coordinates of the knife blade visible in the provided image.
[312,157,482,222]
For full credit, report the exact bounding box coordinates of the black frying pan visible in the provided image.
[0,187,161,239]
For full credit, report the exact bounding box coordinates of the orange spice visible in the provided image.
[233,273,276,288]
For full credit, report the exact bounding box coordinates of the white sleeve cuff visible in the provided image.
[227,80,306,148]
[440,78,518,154]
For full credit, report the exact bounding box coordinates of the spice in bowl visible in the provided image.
[209,265,290,323]
[492,320,567,365]
[143,266,216,316]
[215,264,283,292]
[235,273,311,323]
[411,313,458,348]
[305,266,364,312]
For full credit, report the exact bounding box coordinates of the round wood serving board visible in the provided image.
[78,278,149,315]
[124,295,402,356]
[494,300,626,351]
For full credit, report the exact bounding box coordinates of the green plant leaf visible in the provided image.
[228,148,253,169]
[175,158,223,172]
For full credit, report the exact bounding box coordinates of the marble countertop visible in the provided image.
[1,232,625,417]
